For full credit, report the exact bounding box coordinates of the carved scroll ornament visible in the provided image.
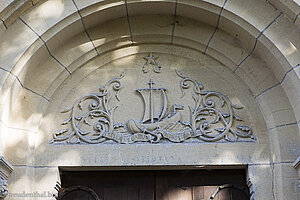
[0,177,8,199]
[51,65,256,144]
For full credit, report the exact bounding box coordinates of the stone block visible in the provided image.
[40,12,81,42]
[173,16,215,52]
[33,167,59,200]
[294,102,300,126]
[20,0,77,36]
[0,19,38,71]
[224,0,280,33]
[73,0,106,10]
[269,124,300,163]
[235,52,279,96]
[0,0,33,27]
[295,14,300,28]
[7,166,34,200]
[130,15,173,43]
[256,35,291,82]
[86,17,130,48]
[0,69,9,92]
[281,69,300,108]
[12,44,65,98]
[1,77,48,132]
[127,0,175,16]
[1,128,34,166]
[44,19,94,67]
[273,163,299,200]
[66,49,98,74]
[0,20,6,36]
[263,14,300,68]
[79,0,126,27]
[206,28,251,67]
[204,46,238,71]
[43,69,70,100]
[0,0,13,14]
[256,85,297,130]
[267,0,300,21]
[177,0,221,26]
[247,164,274,200]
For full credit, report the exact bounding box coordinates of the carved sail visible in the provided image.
[136,79,167,123]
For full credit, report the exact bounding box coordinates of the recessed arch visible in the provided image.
[0,0,299,199]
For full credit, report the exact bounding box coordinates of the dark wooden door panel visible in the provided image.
[192,186,204,200]
[60,170,249,200]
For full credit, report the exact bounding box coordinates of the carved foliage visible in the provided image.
[0,177,8,199]
[51,71,126,144]
[51,56,256,144]
[176,70,256,142]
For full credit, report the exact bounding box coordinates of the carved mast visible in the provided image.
[136,79,167,123]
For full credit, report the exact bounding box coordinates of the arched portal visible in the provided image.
[0,0,299,199]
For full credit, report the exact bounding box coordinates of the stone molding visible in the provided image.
[0,156,13,199]
[293,156,300,190]
[0,0,299,29]
[293,156,300,168]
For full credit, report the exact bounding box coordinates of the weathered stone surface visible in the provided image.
[0,1,299,199]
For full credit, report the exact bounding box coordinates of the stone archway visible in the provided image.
[0,0,299,199]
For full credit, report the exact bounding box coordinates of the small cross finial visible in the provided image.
[148,79,155,88]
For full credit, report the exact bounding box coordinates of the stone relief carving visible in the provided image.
[51,54,256,144]
[142,52,161,73]
[0,177,8,199]
[0,156,13,200]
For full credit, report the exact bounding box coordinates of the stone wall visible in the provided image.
[0,0,299,199]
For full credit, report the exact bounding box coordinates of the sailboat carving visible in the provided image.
[127,79,183,134]
[137,79,167,123]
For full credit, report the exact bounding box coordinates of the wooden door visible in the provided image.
[59,170,249,200]
[155,170,249,200]
[60,171,154,200]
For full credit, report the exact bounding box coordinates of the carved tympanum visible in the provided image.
[51,54,256,144]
